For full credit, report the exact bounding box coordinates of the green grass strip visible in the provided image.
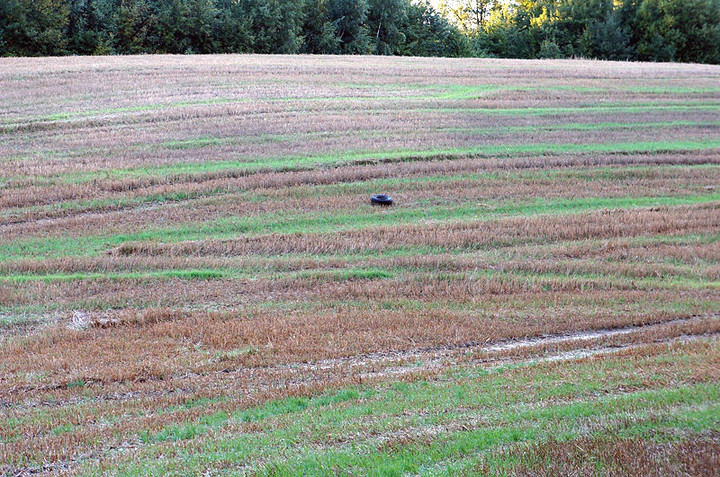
[8,138,720,186]
[6,162,716,221]
[6,95,718,127]
[77,344,720,476]
[1,193,718,261]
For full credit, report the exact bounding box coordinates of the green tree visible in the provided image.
[367,0,407,55]
[579,10,636,60]
[155,0,184,52]
[439,0,499,33]
[636,0,720,63]
[66,0,116,54]
[214,0,254,53]
[2,0,719,63]
[401,0,470,57]
[1,0,69,56]
[302,0,341,54]
[473,2,538,58]
[184,0,219,53]
[115,0,157,54]
[537,37,562,58]
[244,0,305,54]
[273,0,306,54]
[0,0,18,55]
[531,0,614,57]
[328,0,371,54]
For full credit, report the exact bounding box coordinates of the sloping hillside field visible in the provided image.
[1,55,720,475]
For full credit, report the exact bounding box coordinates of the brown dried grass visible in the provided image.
[2,55,720,473]
[112,203,719,257]
[488,435,720,477]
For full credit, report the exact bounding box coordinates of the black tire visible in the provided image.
[370,194,393,206]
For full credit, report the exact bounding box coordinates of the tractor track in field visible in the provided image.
[275,312,720,377]
[5,313,718,407]
[4,316,720,477]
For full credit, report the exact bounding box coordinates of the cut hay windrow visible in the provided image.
[111,203,719,257]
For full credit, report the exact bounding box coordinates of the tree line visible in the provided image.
[445,0,720,64]
[1,0,719,63]
[0,0,468,57]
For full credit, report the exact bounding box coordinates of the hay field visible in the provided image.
[1,55,720,475]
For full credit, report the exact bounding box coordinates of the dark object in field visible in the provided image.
[371,194,394,206]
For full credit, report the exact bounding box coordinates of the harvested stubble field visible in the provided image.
[1,54,720,476]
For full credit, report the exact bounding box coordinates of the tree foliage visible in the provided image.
[0,0,718,63]
[448,0,719,63]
